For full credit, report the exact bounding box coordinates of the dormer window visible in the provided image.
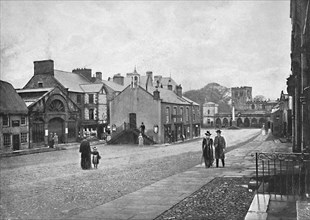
[38,82,43,88]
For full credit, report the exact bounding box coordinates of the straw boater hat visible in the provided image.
[216,130,222,133]
[205,131,211,136]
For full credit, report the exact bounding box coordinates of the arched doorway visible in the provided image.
[244,118,250,127]
[259,118,265,127]
[48,117,64,143]
[251,118,257,127]
[223,118,229,127]
[237,118,243,127]
[215,118,221,128]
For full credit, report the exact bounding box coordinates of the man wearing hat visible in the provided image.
[214,130,226,168]
[202,131,214,168]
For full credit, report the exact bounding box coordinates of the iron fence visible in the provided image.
[255,152,310,198]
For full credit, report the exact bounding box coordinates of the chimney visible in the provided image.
[113,73,124,85]
[153,89,160,100]
[72,68,92,81]
[96,72,102,80]
[176,84,182,97]
[34,60,54,76]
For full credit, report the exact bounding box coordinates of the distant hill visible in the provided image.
[183,83,231,112]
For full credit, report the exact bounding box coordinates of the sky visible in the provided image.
[0,1,291,100]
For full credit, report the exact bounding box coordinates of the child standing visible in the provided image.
[91,147,101,169]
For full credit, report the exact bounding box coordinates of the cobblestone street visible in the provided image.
[0,129,260,219]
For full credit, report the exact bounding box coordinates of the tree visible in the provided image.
[253,95,267,102]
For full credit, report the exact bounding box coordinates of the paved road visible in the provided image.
[0,129,260,219]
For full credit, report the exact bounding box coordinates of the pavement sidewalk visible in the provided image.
[67,133,289,220]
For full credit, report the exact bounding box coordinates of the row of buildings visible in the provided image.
[202,86,277,129]
[0,60,201,151]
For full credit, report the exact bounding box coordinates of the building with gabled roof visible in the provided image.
[109,76,201,144]
[0,80,29,151]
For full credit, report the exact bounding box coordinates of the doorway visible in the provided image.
[13,134,20,150]
[48,117,64,143]
[129,113,137,129]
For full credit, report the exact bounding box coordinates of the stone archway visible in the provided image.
[259,118,265,127]
[48,117,64,143]
[215,118,221,128]
[237,118,243,127]
[223,118,229,127]
[244,118,250,127]
[251,118,258,127]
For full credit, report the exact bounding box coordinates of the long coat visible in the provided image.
[214,136,226,160]
[79,139,91,169]
[202,138,214,167]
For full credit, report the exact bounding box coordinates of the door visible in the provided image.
[48,117,64,143]
[129,113,136,129]
[13,134,20,150]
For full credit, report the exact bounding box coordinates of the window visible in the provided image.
[21,133,27,143]
[89,109,94,120]
[173,107,177,123]
[180,108,183,122]
[186,107,189,122]
[38,82,43,88]
[89,94,94,104]
[251,104,255,110]
[207,119,211,124]
[3,134,10,146]
[208,109,210,115]
[166,107,170,123]
[77,94,82,104]
[21,116,26,125]
[12,120,20,127]
[3,115,9,126]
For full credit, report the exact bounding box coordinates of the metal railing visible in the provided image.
[255,152,310,198]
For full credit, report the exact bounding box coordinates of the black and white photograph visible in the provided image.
[0,0,309,219]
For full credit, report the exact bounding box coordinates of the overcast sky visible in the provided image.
[1,1,291,100]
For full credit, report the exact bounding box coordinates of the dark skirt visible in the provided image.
[203,146,214,168]
[81,154,91,169]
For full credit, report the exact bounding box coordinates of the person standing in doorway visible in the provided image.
[214,130,226,168]
[140,122,145,135]
[202,131,214,168]
[79,136,92,169]
[53,133,59,149]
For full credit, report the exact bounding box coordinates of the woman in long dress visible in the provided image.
[202,131,214,168]
[79,137,92,169]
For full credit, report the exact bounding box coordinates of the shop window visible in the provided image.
[3,115,9,126]
[3,134,10,146]
[21,133,27,143]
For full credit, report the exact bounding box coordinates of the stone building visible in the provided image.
[287,0,310,152]
[210,86,277,128]
[270,91,292,138]
[109,71,201,144]
[0,80,29,152]
[202,102,218,127]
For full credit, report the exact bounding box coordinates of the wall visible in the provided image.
[110,86,161,142]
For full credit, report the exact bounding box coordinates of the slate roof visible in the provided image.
[102,80,126,92]
[0,80,28,114]
[80,84,103,93]
[17,88,53,107]
[146,86,198,106]
[54,70,90,92]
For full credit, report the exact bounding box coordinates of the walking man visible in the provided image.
[140,122,145,135]
[214,130,226,168]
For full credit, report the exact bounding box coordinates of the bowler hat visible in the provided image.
[205,131,211,136]
[216,130,222,133]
